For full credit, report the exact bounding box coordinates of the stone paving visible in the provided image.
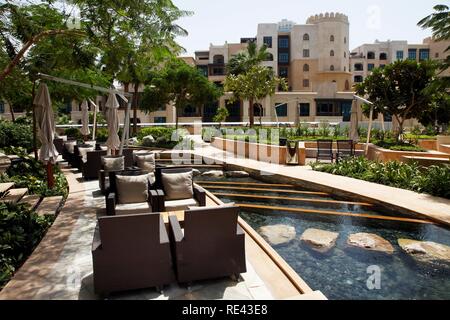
[0,168,274,300]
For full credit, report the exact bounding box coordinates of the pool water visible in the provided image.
[195,175,450,300]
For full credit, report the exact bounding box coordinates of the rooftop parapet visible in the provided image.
[306,12,349,24]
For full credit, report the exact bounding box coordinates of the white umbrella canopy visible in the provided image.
[34,83,59,164]
[105,92,121,153]
[80,100,90,137]
[349,99,359,142]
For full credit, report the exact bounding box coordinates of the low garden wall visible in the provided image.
[211,137,306,165]
[366,144,450,162]
[418,139,438,151]
[437,136,450,153]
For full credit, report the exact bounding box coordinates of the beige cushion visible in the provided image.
[136,153,155,173]
[65,141,76,154]
[161,170,194,201]
[116,174,149,204]
[133,150,151,162]
[165,198,198,212]
[78,147,94,163]
[115,202,152,215]
[102,156,124,172]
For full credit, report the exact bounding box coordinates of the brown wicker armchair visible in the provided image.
[168,204,246,284]
[92,212,174,295]
[151,167,206,212]
[81,149,107,180]
[105,170,157,216]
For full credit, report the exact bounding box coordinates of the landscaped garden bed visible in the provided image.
[311,157,450,199]
[0,147,69,290]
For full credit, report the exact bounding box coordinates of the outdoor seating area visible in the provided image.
[315,139,356,163]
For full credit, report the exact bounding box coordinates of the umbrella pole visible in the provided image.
[365,106,374,155]
[32,80,38,160]
[46,162,55,189]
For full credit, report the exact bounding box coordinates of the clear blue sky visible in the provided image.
[172,0,442,56]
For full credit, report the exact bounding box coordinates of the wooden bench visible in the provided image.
[401,156,450,167]
[36,196,64,216]
[0,188,28,204]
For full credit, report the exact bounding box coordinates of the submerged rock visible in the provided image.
[300,228,339,253]
[258,224,296,246]
[398,239,450,265]
[225,171,250,178]
[347,233,394,254]
[201,170,224,178]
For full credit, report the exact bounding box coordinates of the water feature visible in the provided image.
[195,174,450,300]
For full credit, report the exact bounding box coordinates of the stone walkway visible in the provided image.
[0,168,275,300]
[178,135,450,227]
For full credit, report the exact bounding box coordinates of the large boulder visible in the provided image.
[398,239,450,265]
[201,170,224,178]
[258,224,296,246]
[347,233,394,254]
[0,153,11,174]
[300,228,339,253]
[226,171,250,178]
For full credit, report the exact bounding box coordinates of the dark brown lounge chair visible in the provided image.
[81,149,107,180]
[316,139,334,162]
[98,149,136,194]
[105,170,156,216]
[151,167,206,212]
[168,205,246,284]
[336,140,355,162]
[92,212,174,296]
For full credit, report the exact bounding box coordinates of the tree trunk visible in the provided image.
[249,98,254,127]
[133,82,139,137]
[0,29,84,82]
[7,101,16,122]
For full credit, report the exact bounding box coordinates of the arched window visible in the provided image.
[213,55,224,64]
[367,52,375,59]
[344,51,347,58]
[303,64,310,72]
[330,65,335,71]
[354,63,364,71]
[303,33,310,41]
[264,53,274,61]
[330,50,335,57]
[345,80,350,90]
[379,52,387,60]
[330,35,335,42]
[344,37,347,44]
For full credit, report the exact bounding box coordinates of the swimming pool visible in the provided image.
[195,174,450,300]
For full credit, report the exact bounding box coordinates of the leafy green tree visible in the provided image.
[226,42,271,125]
[140,60,222,128]
[356,60,439,140]
[224,65,288,126]
[213,106,229,128]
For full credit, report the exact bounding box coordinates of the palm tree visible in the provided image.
[226,42,270,126]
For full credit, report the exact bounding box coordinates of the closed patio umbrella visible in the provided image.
[80,100,90,139]
[34,83,58,188]
[105,92,121,155]
[349,99,359,142]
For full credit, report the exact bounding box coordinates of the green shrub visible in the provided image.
[0,120,34,152]
[0,202,54,289]
[0,151,68,198]
[95,128,108,143]
[64,127,83,141]
[311,157,450,199]
[373,138,426,152]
